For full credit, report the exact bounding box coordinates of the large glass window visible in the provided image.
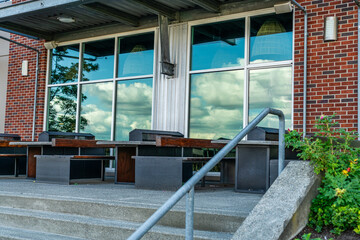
[189,12,293,139]
[190,71,244,139]
[249,67,292,129]
[47,32,154,140]
[50,45,80,84]
[118,32,154,78]
[250,13,293,63]
[48,86,78,132]
[82,39,115,81]
[115,78,153,140]
[191,19,245,70]
[80,82,113,140]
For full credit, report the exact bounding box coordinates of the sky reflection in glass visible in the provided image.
[118,33,154,78]
[50,45,80,84]
[249,67,292,129]
[80,82,113,140]
[191,19,245,70]
[82,39,115,81]
[190,70,244,140]
[115,78,153,141]
[48,86,78,132]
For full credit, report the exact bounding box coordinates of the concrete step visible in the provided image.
[0,193,244,233]
[0,226,86,240]
[0,206,233,240]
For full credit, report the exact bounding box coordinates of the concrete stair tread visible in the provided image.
[0,206,233,240]
[0,193,246,233]
[0,191,253,217]
[0,225,86,240]
[0,191,250,216]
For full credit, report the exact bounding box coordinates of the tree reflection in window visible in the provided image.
[50,45,80,84]
[48,86,88,132]
[48,44,97,132]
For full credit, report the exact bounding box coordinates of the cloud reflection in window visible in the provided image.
[190,70,244,139]
[115,78,153,140]
[80,82,113,140]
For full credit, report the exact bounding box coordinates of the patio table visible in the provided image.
[9,139,114,180]
[96,141,156,184]
[212,140,279,193]
[9,141,52,178]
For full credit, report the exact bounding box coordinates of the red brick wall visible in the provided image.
[4,0,47,140]
[4,36,47,140]
[293,0,358,134]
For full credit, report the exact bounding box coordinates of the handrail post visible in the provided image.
[185,186,194,240]
[278,113,285,175]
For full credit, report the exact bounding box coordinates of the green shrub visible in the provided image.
[285,114,360,235]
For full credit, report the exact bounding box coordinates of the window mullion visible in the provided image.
[243,16,250,130]
[111,37,119,141]
[75,43,83,133]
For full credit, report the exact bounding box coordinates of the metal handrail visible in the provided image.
[128,108,285,240]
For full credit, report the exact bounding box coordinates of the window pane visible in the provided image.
[50,45,80,84]
[249,67,292,129]
[115,78,153,140]
[48,86,77,132]
[82,39,115,81]
[250,13,292,63]
[118,33,154,78]
[80,82,113,140]
[189,70,244,139]
[191,19,245,71]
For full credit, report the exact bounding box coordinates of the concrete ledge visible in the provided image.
[232,161,321,240]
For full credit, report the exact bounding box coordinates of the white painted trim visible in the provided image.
[75,43,83,133]
[243,16,250,131]
[184,22,192,138]
[79,78,114,85]
[189,66,245,75]
[46,82,79,87]
[43,48,51,131]
[115,74,154,82]
[151,27,159,130]
[57,27,157,47]
[111,37,118,141]
[246,60,293,70]
[187,7,275,27]
[183,23,190,136]
[47,76,155,87]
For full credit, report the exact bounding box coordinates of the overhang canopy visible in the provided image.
[0,0,236,41]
